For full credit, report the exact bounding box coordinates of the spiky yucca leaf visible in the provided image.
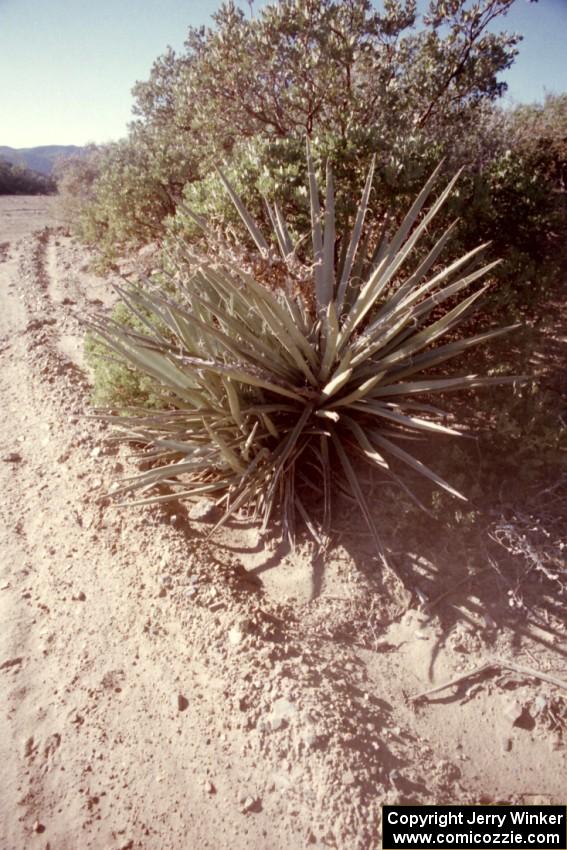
[91,144,523,562]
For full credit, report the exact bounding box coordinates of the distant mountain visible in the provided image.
[0,145,86,175]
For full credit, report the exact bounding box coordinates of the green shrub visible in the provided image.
[90,151,523,560]
[85,302,166,410]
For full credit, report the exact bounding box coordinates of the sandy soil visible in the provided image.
[0,196,565,850]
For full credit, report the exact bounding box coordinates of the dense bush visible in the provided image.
[60,1,565,321]
[62,0,522,253]
[456,94,567,314]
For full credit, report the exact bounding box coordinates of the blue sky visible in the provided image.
[1,0,566,148]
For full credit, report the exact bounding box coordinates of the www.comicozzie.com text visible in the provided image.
[386,811,565,830]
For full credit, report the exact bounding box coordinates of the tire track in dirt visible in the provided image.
[0,232,303,850]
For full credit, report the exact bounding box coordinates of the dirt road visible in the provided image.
[1,198,565,850]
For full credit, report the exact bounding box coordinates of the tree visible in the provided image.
[134,0,521,155]
[92,0,523,247]
[72,0,565,313]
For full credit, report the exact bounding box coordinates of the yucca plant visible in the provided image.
[90,144,522,565]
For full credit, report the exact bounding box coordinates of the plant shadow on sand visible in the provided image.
[128,446,567,809]
[146,485,444,804]
[150,449,567,666]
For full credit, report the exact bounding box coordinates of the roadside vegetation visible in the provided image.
[57,0,566,312]
[56,0,566,562]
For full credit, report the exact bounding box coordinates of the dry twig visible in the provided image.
[410,659,567,703]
